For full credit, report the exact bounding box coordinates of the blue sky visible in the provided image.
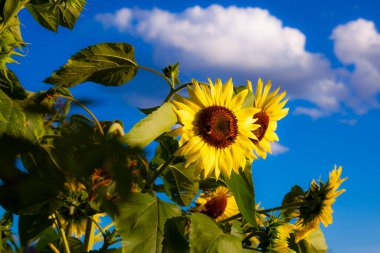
[7,0,380,252]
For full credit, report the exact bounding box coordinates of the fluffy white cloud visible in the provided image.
[270,143,289,155]
[331,18,380,113]
[96,6,380,117]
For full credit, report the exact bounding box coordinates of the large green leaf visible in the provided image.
[44,43,138,87]
[123,102,177,148]
[224,170,257,227]
[162,163,199,206]
[26,0,85,32]
[162,217,189,253]
[189,213,242,253]
[109,193,181,253]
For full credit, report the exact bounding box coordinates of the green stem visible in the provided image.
[147,155,176,187]
[163,81,208,102]
[53,213,70,253]
[55,95,104,136]
[83,217,95,252]
[218,213,242,224]
[137,65,173,89]
[257,202,303,214]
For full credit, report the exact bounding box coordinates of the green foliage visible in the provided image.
[107,193,181,253]
[26,0,86,32]
[162,163,199,206]
[45,43,138,87]
[122,102,177,148]
[282,185,304,218]
[189,213,242,253]
[224,169,257,227]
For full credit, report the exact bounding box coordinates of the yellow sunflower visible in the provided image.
[248,79,288,159]
[268,222,296,253]
[191,186,239,222]
[172,78,260,178]
[294,166,347,242]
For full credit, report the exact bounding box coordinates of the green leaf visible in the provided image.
[122,102,177,148]
[224,169,257,228]
[18,214,53,247]
[0,89,26,137]
[26,0,85,32]
[44,43,138,87]
[138,106,160,115]
[308,229,328,253]
[35,227,59,253]
[162,217,189,253]
[1,0,21,25]
[0,68,28,99]
[162,162,199,206]
[189,213,242,253]
[0,90,45,141]
[108,193,181,253]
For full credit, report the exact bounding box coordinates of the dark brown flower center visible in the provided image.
[252,111,270,142]
[195,106,238,148]
[202,193,228,219]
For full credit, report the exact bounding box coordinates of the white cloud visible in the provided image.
[331,18,380,114]
[270,143,289,155]
[96,6,380,117]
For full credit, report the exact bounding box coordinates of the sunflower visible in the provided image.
[294,166,347,242]
[172,78,260,178]
[55,180,103,238]
[267,222,296,253]
[191,186,239,222]
[248,79,288,159]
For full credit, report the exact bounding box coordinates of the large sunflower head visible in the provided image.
[248,79,288,159]
[172,78,260,178]
[191,186,239,222]
[294,166,347,242]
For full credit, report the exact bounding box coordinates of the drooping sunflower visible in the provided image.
[191,186,239,222]
[248,79,288,159]
[172,78,260,178]
[294,166,347,242]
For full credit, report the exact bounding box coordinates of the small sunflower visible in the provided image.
[191,186,239,222]
[294,166,347,242]
[267,222,296,253]
[172,78,260,178]
[248,79,288,158]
